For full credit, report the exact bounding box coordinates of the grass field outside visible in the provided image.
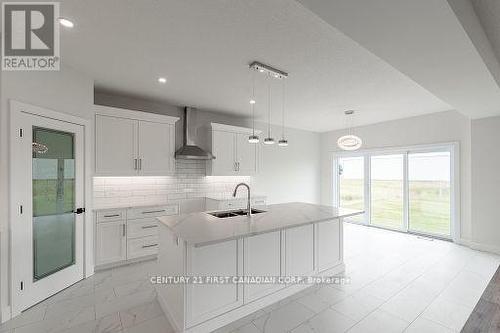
[340,179,450,236]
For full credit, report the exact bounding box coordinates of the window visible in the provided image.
[335,145,455,239]
[338,156,365,224]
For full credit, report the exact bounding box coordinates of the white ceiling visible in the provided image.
[471,0,500,70]
[297,0,500,121]
[47,0,454,132]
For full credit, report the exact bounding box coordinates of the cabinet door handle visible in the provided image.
[141,225,158,229]
[104,214,120,218]
[139,158,142,170]
[141,209,165,214]
[142,243,158,248]
[134,158,138,170]
[238,162,240,171]
[122,224,126,237]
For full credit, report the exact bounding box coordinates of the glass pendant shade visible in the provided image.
[337,134,362,151]
[248,135,260,143]
[264,137,275,145]
[278,138,288,146]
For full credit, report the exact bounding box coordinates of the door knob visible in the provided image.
[74,208,86,214]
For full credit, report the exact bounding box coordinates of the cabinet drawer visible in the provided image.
[127,236,159,259]
[127,205,179,220]
[127,218,159,239]
[97,209,126,223]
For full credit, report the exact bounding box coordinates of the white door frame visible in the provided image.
[333,142,460,242]
[9,100,93,317]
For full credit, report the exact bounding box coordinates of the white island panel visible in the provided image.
[243,231,283,303]
[285,224,315,276]
[186,239,243,327]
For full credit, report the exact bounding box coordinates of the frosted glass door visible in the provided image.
[11,103,84,315]
[32,127,76,280]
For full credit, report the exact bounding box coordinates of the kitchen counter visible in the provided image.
[157,202,363,247]
[92,203,172,211]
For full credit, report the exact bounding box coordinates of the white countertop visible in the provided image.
[157,202,363,247]
[92,203,172,211]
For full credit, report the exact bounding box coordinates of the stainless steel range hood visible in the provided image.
[175,107,215,160]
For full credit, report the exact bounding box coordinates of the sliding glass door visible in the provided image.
[335,145,453,239]
[338,156,365,224]
[370,154,404,230]
[408,152,451,237]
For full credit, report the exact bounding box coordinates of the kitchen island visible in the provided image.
[155,202,363,333]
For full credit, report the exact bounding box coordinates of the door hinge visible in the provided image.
[20,281,24,291]
[19,128,23,138]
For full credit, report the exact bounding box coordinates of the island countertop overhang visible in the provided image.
[157,202,363,247]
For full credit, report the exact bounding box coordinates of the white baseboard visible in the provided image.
[94,255,157,271]
[456,238,500,255]
[467,241,500,255]
[1,305,11,324]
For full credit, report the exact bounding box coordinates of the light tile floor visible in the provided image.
[1,223,499,333]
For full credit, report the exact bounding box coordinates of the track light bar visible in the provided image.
[249,61,288,79]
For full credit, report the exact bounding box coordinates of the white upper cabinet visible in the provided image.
[236,133,258,174]
[94,106,178,176]
[211,130,237,176]
[207,123,261,176]
[96,115,137,175]
[138,120,175,175]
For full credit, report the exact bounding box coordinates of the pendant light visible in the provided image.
[248,61,288,146]
[248,70,260,143]
[263,75,275,145]
[337,110,362,151]
[278,79,288,147]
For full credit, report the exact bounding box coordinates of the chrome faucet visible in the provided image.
[233,183,252,216]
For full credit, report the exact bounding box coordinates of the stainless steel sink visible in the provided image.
[208,209,266,218]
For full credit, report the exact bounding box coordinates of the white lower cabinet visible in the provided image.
[127,217,159,238]
[186,240,243,327]
[96,221,126,265]
[316,219,341,272]
[243,231,283,302]
[127,236,159,260]
[95,204,178,268]
[285,224,315,276]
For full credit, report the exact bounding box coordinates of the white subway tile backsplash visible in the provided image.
[93,160,252,208]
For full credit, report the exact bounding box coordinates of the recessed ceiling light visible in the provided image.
[158,77,167,84]
[58,18,74,28]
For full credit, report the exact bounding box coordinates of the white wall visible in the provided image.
[0,65,94,321]
[95,92,322,205]
[253,124,321,204]
[319,111,472,242]
[471,116,500,253]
